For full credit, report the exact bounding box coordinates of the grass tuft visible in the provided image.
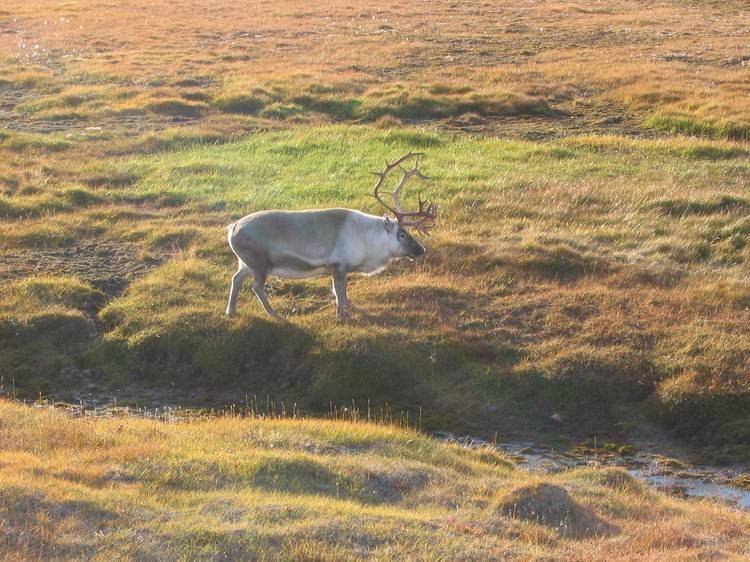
[645,114,750,141]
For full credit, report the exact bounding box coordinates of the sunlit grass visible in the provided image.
[2,0,748,139]
[1,399,748,561]
[1,1,750,557]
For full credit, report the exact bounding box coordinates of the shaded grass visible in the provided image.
[11,84,207,122]
[211,81,553,122]
[143,98,206,118]
[0,276,102,394]
[0,131,72,153]
[649,195,750,217]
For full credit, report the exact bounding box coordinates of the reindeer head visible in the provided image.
[372,151,437,258]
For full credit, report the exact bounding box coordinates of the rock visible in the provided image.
[550,413,563,423]
[433,431,455,440]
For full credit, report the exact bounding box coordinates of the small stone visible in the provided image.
[550,413,563,423]
[433,431,455,440]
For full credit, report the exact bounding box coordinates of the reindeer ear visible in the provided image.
[383,215,395,233]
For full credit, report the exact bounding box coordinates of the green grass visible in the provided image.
[1,399,748,561]
[0,131,72,153]
[0,276,103,394]
[210,82,552,122]
[645,113,750,142]
[100,126,748,215]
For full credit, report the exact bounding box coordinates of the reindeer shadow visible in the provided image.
[346,281,487,330]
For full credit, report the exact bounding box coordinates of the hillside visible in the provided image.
[1,399,749,561]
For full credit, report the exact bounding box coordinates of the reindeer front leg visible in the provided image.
[332,267,351,319]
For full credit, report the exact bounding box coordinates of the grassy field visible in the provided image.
[1,0,750,557]
[0,0,750,560]
[1,0,749,450]
[3,124,750,460]
[1,0,749,139]
[1,399,749,561]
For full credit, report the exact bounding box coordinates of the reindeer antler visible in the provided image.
[372,151,437,235]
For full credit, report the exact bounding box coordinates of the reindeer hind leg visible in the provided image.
[226,262,251,316]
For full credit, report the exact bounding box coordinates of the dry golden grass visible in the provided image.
[1,399,748,561]
[1,0,748,137]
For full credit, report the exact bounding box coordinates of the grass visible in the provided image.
[2,125,750,460]
[1,399,748,561]
[2,0,750,556]
[211,81,553,122]
[2,0,749,138]
[645,114,750,142]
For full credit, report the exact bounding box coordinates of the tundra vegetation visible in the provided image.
[1,400,750,560]
[1,0,749,558]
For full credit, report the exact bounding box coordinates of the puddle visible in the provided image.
[637,474,750,509]
[436,433,750,510]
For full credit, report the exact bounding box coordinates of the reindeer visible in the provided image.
[225,151,437,319]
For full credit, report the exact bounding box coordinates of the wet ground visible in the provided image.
[436,432,750,511]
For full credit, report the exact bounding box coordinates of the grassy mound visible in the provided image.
[210,82,553,122]
[645,114,750,142]
[494,482,615,538]
[1,400,748,561]
[0,276,103,394]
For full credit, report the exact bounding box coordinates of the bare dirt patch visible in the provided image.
[0,239,159,296]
